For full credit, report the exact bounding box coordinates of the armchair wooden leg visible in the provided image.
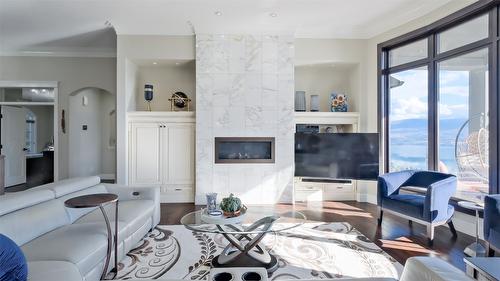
[378,210,383,226]
[447,220,457,237]
[427,224,434,246]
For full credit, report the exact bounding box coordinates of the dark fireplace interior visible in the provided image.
[215,137,275,163]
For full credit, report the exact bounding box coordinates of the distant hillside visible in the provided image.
[391,118,467,130]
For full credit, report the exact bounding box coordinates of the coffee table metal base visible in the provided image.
[211,216,280,275]
[211,253,279,275]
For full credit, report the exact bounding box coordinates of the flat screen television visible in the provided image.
[295,133,379,181]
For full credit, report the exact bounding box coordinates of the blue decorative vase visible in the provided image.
[206,193,218,212]
[330,93,348,112]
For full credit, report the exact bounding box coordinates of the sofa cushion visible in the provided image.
[28,261,82,281]
[0,234,27,281]
[400,256,473,281]
[33,176,101,198]
[382,194,425,220]
[75,199,154,238]
[0,189,54,216]
[21,222,117,276]
[0,200,70,246]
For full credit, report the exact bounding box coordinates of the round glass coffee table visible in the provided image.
[180,207,307,274]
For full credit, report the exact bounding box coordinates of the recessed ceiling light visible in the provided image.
[269,12,278,17]
[215,11,222,16]
[152,62,157,65]
[175,62,180,65]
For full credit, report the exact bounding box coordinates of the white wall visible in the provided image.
[0,56,116,180]
[195,34,295,205]
[100,93,116,178]
[68,88,115,178]
[116,35,195,184]
[135,62,196,111]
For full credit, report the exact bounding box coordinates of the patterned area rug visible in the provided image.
[116,222,402,280]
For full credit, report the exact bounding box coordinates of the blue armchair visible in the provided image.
[484,195,500,255]
[377,170,457,244]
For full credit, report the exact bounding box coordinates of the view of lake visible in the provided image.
[389,118,468,174]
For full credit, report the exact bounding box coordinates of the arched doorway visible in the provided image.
[68,87,116,180]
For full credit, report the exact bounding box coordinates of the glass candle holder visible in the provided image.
[206,193,218,212]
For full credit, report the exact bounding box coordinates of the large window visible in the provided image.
[438,49,489,202]
[389,67,429,171]
[379,4,498,204]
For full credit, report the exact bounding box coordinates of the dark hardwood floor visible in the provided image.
[161,201,475,271]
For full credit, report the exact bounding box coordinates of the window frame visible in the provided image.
[378,0,500,197]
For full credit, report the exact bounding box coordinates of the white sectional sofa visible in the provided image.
[0,176,160,281]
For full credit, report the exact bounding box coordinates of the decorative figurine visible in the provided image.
[168,91,192,111]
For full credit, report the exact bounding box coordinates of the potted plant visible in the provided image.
[220,193,243,217]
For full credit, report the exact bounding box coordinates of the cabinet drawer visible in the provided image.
[164,185,193,192]
[323,184,354,193]
[295,183,322,191]
[295,190,323,202]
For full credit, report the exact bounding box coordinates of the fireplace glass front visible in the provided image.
[215,137,275,163]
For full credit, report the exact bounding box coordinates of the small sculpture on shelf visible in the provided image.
[144,84,154,111]
[331,93,348,112]
[168,91,192,111]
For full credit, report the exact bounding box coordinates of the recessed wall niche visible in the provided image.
[294,63,360,112]
[132,59,196,112]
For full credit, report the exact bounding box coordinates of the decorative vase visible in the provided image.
[310,95,319,112]
[295,91,306,112]
[144,84,154,111]
[205,193,218,213]
[330,93,348,112]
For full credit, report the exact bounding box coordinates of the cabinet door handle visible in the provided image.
[175,188,182,191]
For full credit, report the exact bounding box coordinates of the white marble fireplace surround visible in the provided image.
[195,34,295,205]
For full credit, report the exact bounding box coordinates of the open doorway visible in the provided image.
[68,87,116,181]
[0,82,58,191]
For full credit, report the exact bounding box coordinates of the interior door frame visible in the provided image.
[0,80,59,182]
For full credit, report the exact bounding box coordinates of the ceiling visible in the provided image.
[0,0,457,56]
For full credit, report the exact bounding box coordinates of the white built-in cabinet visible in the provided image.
[128,112,195,203]
[293,112,360,202]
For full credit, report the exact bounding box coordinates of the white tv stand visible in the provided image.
[293,112,360,203]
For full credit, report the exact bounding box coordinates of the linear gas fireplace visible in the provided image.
[215,137,275,163]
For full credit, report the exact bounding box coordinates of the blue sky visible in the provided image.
[389,68,470,121]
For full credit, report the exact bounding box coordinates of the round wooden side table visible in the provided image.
[64,193,119,280]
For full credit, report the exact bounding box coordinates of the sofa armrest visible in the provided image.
[103,184,161,227]
[378,170,415,205]
[484,194,500,242]
[425,176,456,222]
[400,257,473,281]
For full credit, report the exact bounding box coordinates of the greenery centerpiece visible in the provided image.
[220,193,243,217]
